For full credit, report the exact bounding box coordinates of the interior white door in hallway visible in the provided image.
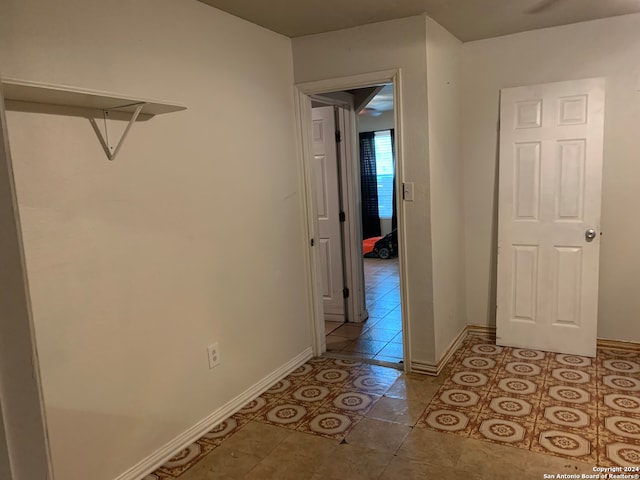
[312,106,345,321]
[496,78,605,357]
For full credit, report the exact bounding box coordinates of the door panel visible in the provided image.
[497,78,605,356]
[312,106,344,319]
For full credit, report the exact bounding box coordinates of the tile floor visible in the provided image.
[419,334,640,468]
[325,258,402,364]
[145,334,640,480]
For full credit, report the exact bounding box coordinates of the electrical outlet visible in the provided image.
[207,343,220,369]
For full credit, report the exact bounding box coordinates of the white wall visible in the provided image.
[462,14,640,342]
[293,16,438,364]
[0,1,311,479]
[425,18,467,359]
[357,110,395,132]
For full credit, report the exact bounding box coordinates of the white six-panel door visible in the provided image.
[496,78,605,357]
[312,106,345,320]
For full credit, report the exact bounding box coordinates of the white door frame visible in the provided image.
[294,69,409,369]
[0,84,54,479]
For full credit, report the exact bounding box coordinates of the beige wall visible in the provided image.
[293,16,439,364]
[0,1,311,479]
[357,110,395,132]
[425,18,467,359]
[462,14,640,342]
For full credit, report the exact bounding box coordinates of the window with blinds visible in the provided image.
[373,130,394,219]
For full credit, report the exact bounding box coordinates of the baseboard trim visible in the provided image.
[466,324,496,338]
[465,325,640,353]
[114,347,313,480]
[597,338,640,353]
[410,326,467,376]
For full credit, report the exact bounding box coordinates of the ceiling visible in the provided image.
[364,84,394,113]
[198,0,640,41]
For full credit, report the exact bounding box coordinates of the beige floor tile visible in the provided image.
[243,433,338,480]
[385,375,441,401]
[378,342,403,358]
[217,421,290,459]
[366,396,429,426]
[313,443,393,480]
[332,324,369,340]
[526,450,596,476]
[360,327,399,342]
[373,354,404,364]
[324,321,343,335]
[395,427,464,467]
[344,417,411,453]
[455,436,532,474]
[177,444,263,480]
[343,338,387,355]
[326,335,352,351]
[379,456,489,480]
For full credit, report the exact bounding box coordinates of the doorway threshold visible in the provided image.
[322,351,404,371]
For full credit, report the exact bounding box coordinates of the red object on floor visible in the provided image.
[362,236,383,255]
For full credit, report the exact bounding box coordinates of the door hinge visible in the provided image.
[310,238,315,247]
[335,130,342,143]
[343,287,350,299]
[339,211,346,222]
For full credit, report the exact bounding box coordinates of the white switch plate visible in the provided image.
[403,182,414,201]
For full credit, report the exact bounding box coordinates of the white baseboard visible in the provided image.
[410,326,467,376]
[114,347,313,480]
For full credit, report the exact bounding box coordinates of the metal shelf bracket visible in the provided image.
[99,102,146,161]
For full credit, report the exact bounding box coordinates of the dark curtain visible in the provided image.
[359,132,381,239]
[390,128,397,232]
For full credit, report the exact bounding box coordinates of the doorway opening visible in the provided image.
[303,79,404,368]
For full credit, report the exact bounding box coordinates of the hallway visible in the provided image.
[325,258,402,364]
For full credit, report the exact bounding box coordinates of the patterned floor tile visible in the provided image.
[489,376,541,399]
[343,371,398,396]
[597,438,640,467]
[156,440,217,477]
[531,421,598,463]
[546,367,594,386]
[199,415,249,445]
[416,406,478,436]
[296,406,363,440]
[144,334,640,480]
[494,372,546,392]
[598,392,640,416]
[467,342,506,358]
[286,363,315,379]
[428,386,487,413]
[535,404,597,430]
[540,383,597,407]
[479,391,540,422]
[444,370,493,391]
[469,414,534,448]
[501,360,547,378]
[280,383,342,407]
[263,376,306,397]
[236,396,278,419]
[324,390,381,414]
[457,355,500,372]
[601,375,640,393]
[312,367,352,386]
[253,399,318,430]
[504,348,551,364]
[598,412,640,441]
